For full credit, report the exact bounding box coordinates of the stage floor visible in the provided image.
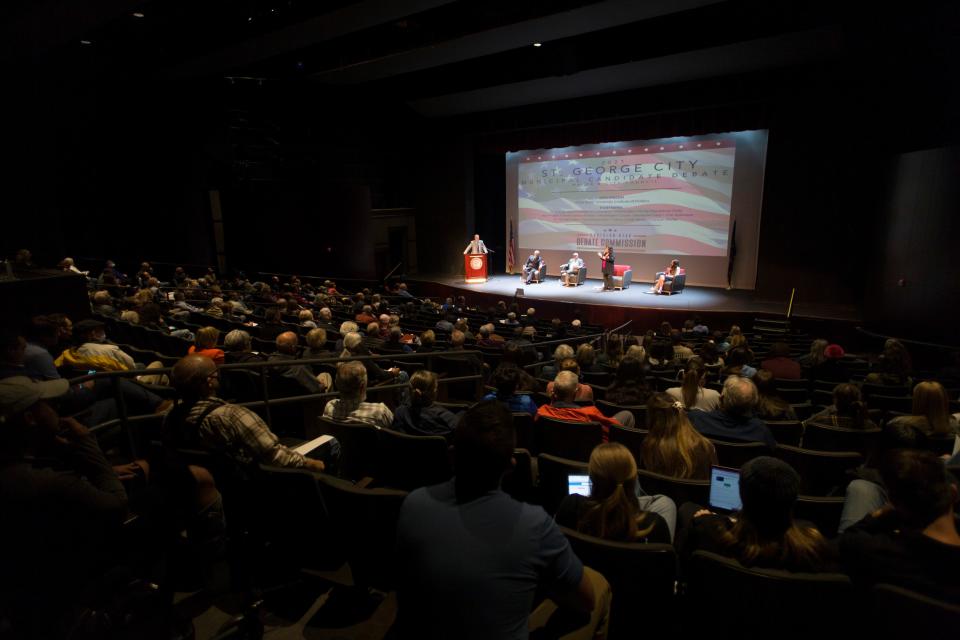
[416,274,860,322]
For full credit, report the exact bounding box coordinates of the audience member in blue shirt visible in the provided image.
[392,370,460,439]
[395,400,607,639]
[687,376,776,448]
[482,366,537,416]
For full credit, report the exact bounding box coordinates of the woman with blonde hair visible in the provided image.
[888,380,958,436]
[299,309,317,329]
[642,392,717,480]
[798,338,829,368]
[555,442,673,543]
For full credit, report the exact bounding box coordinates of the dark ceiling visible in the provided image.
[5,0,957,120]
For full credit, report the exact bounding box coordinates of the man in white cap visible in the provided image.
[0,376,128,636]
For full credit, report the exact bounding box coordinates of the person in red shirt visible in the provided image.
[760,341,802,380]
[187,326,225,365]
[536,371,635,440]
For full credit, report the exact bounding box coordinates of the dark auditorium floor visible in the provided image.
[184,564,396,639]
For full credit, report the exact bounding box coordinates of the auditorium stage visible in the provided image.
[410,274,861,330]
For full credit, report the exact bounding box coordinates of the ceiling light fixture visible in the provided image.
[533,42,542,47]
[132,12,144,18]
[80,40,92,45]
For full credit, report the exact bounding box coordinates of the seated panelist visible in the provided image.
[651,259,680,294]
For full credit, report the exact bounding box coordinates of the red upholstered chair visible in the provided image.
[661,268,686,294]
[612,264,632,290]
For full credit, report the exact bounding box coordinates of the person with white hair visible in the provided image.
[60,257,88,276]
[686,376,776,446]
[560,252,584,286]
[340,331,407,388]
[536,371,635,440]
[522,250,545,285]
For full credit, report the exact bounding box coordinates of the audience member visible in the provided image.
[597,336,623,369]
[604,356,651,406]
[542,344,574,379]
[322,360,393,429]
[222,329,264,364]
[482,366,538,416]
[671,331,695,364]
[0,376,128,636]
[545,358,595,403]
[887,381,959,437]
[56,318,136,371]
[555,443,674,543]
[752,370,798,421]
[395,400,611,639]
[667,357,720,412]
[838,421,928,533]
[642,393,717,480]
[797,338,828,369]
[687,376,776,447]
[392,370,459,439]
[807,343,849,382]
[188,326,225,365]
[867,338,914,387]
[760,342,802,379]
[840,450,960,602]
[165,355,325,471]
[268,331,331,395]
[721,346,756,379]
[537,371,635,441]
[575,343,603,373]
[340,331,407,387]
[679,456,836,572]
[808,383,876,429]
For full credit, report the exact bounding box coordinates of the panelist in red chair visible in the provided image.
[651,259,680,294]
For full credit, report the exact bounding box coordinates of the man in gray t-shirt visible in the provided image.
[395,400,610,639]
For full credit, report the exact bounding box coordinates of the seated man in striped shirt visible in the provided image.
[165,355,326,472]
[322,360,394,430]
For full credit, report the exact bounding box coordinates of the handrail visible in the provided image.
[854,326,960,351]
[71,348,496,448]
[607,319,633,336]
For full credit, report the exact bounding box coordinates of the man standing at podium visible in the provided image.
[463,234,488,255]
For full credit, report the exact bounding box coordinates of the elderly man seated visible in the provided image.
[559,252,584,286]
[523,250,546,285]
[165,354,327,471]
[322,360,394,429]
[536,370,635,441]
[686,376,776,447]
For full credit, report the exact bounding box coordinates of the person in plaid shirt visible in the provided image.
[323,360,394,429]
[166,355,325,472]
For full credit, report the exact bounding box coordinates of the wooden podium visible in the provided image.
[464,253,488,284]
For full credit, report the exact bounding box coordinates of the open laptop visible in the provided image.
[567,474,592,497]
[708,466,742,513]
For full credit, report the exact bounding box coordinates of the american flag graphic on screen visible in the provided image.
[517,141,736,257]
